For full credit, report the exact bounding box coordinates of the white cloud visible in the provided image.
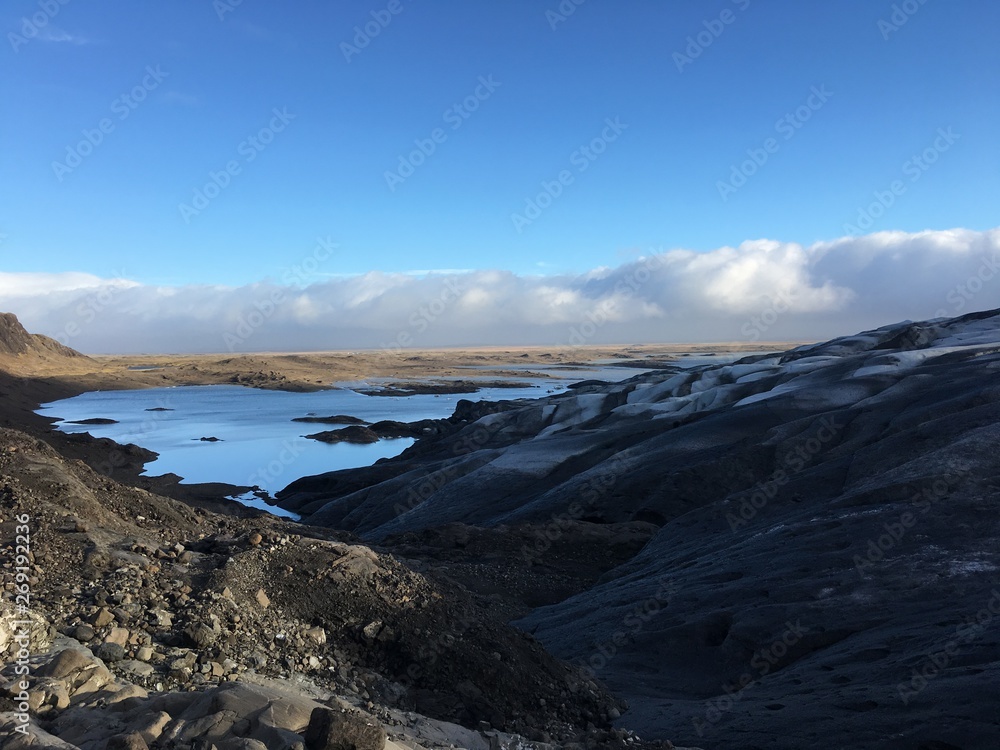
[0,272,134,297]
[2,228,998,354]
[38,27,90,45]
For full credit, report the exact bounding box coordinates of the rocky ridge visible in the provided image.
[0,313,83,362]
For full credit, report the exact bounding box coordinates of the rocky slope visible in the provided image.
[279,309,1000,749]
[0,424,678,749]
[0,312,84,362]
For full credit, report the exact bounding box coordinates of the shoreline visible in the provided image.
[5,342,792,515]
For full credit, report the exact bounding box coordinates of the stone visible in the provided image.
[304,707,386,750]
[106,733,150,750]
[255,588,271,608]
[106,626,131,647]
[126,711,172,744]
[216,740,269,750]
[92,607,115,628]
[305,626,327,645]
[106,683,149,705]
[119,659,156,678]
[37,647,98,679]
[74,623,96,641]
[185,622,218,648]
[96,642,126,663]
[27,678,70,711]
[150,609,173,628]
[361,621,382,642]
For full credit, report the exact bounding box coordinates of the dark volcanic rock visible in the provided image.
[304,707,386,750]
[293,414,369,425]
[68,418,119,425]
[567,379,611,389]
[95,642,126,663]
[306,426,381,444]
[278,309,1000,749]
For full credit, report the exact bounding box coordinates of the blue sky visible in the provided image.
[3,0,997,288]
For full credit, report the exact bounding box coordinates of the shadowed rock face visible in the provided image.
[0,311,83,359]
[280,309,1000,749]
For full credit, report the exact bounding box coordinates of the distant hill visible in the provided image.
[0,311,85,360]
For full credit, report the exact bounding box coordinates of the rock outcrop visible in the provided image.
[0,312,83,361]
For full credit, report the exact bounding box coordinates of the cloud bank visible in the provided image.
[2,228,998,354]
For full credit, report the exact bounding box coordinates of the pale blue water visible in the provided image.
[38,380,562,499]
[38,359,732,518]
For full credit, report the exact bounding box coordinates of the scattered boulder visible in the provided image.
[107,733,150,750]
[293,415,368,425]
[304,707,386,750]
[96,642,126,663]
